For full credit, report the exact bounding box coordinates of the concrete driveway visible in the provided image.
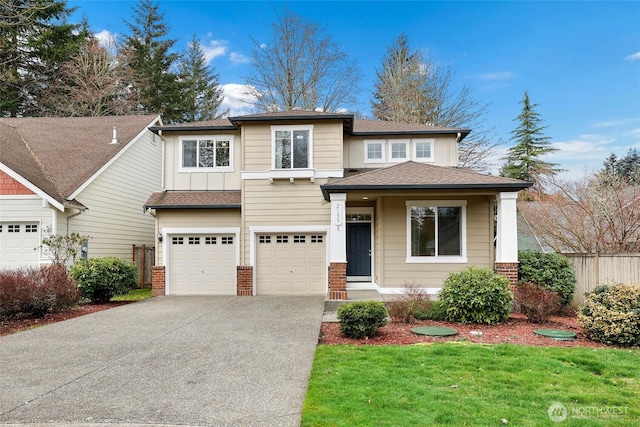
[0,296,324,427]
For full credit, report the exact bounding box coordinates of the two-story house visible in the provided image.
[144,111,531,298]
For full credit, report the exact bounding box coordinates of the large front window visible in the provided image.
[181,136,233,170]
[406,200,466,262]
[272,125,313,169]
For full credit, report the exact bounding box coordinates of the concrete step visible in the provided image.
[323,289,386,322]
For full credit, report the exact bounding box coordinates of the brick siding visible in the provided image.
[495,261,519,287]
[328,262,348,300]
[237,266,253,296]
[151,266,165,296]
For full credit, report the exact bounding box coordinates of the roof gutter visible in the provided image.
[143,204,242,210]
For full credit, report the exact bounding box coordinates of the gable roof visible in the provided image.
[320,161,532,199]
[144,190,241,209]
[150,111,470,139]
[0,115,160,209]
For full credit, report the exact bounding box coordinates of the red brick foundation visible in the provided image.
[328,262,348,300]
[237,266,253,296]
[495,262,519,287]
[151,266,165,296]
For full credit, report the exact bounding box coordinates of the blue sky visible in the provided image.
[68,0,640,178]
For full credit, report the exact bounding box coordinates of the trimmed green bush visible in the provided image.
[518,250,577,306]
[337,300,388,339]
[577,284,640,347]
[413,300,447,321]
[439,267,512,324]
[70,257,137,303]
[0,265,80,319]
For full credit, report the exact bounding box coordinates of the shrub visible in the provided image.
[70,257,137,303]
[385,283,431,323]
[513,282,561,323]
[518,250,577,306]
[337,300,388,339]
[577,284,640,347]
[0,265,80,319]
[439,267,512,324]
[413,300,448,321]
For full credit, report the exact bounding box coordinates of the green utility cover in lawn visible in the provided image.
[534,329,577,340]
[411,326,458,337]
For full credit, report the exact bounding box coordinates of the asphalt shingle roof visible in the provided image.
[144,191,241,209]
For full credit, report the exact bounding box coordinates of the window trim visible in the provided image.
[271,124,314,170]
[405,200,467,263]
[412,138,435,163]
[388,139,409,163]
[364,140,386,164]
[179,135,234,172]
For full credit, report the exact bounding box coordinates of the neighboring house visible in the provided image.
[144,111,531,298]
[0,115,162,268]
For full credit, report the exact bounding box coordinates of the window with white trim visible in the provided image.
[413,139,434,162]
[180,136,233,170]
[272,125,313,169]
[389,140,409,162]
[364,140,385,163]
[406,200,466,263]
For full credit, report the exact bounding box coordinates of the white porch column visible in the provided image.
[495,192,519,263]
[329,193,347,262]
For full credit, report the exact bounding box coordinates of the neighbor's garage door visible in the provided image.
[168,234,236,295]
[256,233,326,295]
[0,222,40,269]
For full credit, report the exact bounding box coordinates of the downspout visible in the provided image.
[159,130,166,191]
[66,208,83,234]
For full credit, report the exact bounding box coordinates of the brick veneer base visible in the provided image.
[151,266,165,296]
[237,266,253,296]
[495,262,519,286]
[328,262,348,300]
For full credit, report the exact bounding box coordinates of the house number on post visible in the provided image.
[334,203,342,229]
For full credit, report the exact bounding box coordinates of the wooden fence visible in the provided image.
[133,245,155,288]
[563,253,640,307]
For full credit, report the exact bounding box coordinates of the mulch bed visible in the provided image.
[0,301,133,337]
[320,312,611,348]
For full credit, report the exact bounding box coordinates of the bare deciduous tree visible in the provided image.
[519,175,640,254]
[244,11,361,112]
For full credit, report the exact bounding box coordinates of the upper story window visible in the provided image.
[413,139,434,162]
[272,125,313,169]
[365,138,436,164]
[389,140,409,162]
[180,136,234,171]
[364,140,385,163]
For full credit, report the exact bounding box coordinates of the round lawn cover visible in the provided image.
[412,326,458,337]
[534,329,577,340]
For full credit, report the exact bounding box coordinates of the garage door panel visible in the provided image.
[0,222,40,268]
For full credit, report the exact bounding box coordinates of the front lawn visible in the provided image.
[302,343,639,426]
[110,288,152,301]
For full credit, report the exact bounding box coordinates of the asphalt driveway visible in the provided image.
[0,296,324,426]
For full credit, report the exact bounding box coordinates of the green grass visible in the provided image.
[302,343,639,426]
[110,288,152,301]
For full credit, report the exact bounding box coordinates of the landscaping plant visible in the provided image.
[513,281,561,323]
[385,282,431,323]
[337,300,388,339]
[518,250,577,306]
[439,266,512,324]
[578,283,640,347]
[412,300,448,321]
[70,257,138,303]
[0,265,80,319]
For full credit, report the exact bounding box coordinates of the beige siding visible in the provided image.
[70,130,161,261]
[344,135,459,169]
[155,209,241,263]
[375,195,492,288]
[163,131,241,190]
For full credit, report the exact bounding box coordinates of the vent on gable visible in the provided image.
[110,126,118,144]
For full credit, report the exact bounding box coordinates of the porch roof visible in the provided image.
[320,161,532,200]
[144,190,241,209]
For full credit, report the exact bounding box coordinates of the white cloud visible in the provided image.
[625,51,640,61]
[94,30,116,47]
[593,118,638,128]
[220,83,256,116]
[478,71,513,81]
[229,52,250,65]
[203,40,228,63]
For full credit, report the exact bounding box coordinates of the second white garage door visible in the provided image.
[256,233,326,295]
[168,234,237,295]
[0,222,40,269]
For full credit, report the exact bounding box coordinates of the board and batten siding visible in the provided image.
[70,130,161,260]
[163,131,242,191]
[344,135,459,169]
[376,195,493,288]
[155,209,241,263]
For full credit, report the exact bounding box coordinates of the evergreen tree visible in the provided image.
[600,148,640,185]
[122,0,181,122]
[500,91,562,195]
[1,0,87,116]
[177,36,225,122]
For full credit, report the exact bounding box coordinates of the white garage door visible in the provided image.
[0,222,40,269]
[168,234,237,295]
[256,233,326,295]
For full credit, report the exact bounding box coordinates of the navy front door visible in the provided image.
[346,222,371,278]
